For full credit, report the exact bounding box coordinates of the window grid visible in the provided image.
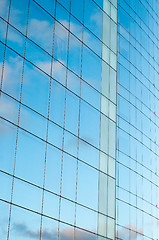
[6,0,31,239]
[117,0,159,238]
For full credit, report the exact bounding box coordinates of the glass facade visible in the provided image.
[1,0,159,239]
[116,0,159,239]
[0,0,117,239]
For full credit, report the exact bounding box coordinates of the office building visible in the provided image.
[117,0,159,239]
[0,0,158,239]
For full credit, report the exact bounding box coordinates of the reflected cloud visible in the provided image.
[28,18,84,49]
[0,57,23,87]
[0,8,95,53]
[0,0,8,16]
[13,222,96,240]
[14,222,42,239]
[0,117,14,135]
[0,97,16,118]
[28,18,54,48]
[90,12,102,27]
[38,60,65,76]
[116,224,143,239]
[0,92,19,134]
[1,56,65,89]
[61,228,96,240]
[0,17,23,44]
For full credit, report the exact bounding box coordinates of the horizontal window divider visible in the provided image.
[0,169,115,220]
[0,115,116,181]
[0,198,113,240]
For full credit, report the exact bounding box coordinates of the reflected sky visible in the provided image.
[117,0,159,239]
[0,0,117,239]
[2,0,159,239]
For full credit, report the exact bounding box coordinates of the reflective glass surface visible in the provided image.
[0,0,117,239]
[116,0,159,239]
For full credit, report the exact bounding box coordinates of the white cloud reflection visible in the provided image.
[13,222,96,240]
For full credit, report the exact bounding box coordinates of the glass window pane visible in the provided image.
[76,204,97,233]
[54,21,68,63]
[0,201,9,239]
[81,81,100,110]
[0,118,17,173]
[60,198,75,225]
[2,48,23,100]
[0,172,12,201]
[82,45,101,91]
[79,139,99,169]
[43,191,59,219]
[9,205,41,240]
[84,0,102,39]
[108,119,116,158]
[41,216,57,240]
[22,62,50,117]
[48,121,63,149]
[98,172,107,215]
[61,153,76,200]
[67,70,80,96]
[49,80,65,127]
[25,39,52,75]
[65,91,79,135]
[52,59,66,86]
[107,177,115,218]
[13,178,42,212]
[80,101,100,148]
[98,213,106,237]
[0,92,19,124]
[0,0,10,21]
[77,161,98,210]
[71,0,84,22]
[64,131,78,157]
[68,34,81,76]
[28,0,55,55]
[19,105,47,140]
[9,0,29,34]
[45,145,62,194]
[7,25,25,56]
[15,129,45,186]
[102,13,110,47]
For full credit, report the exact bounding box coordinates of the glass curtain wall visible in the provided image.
[98,0,117,239]
[116,0,159,239]
[0,0,117,239]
